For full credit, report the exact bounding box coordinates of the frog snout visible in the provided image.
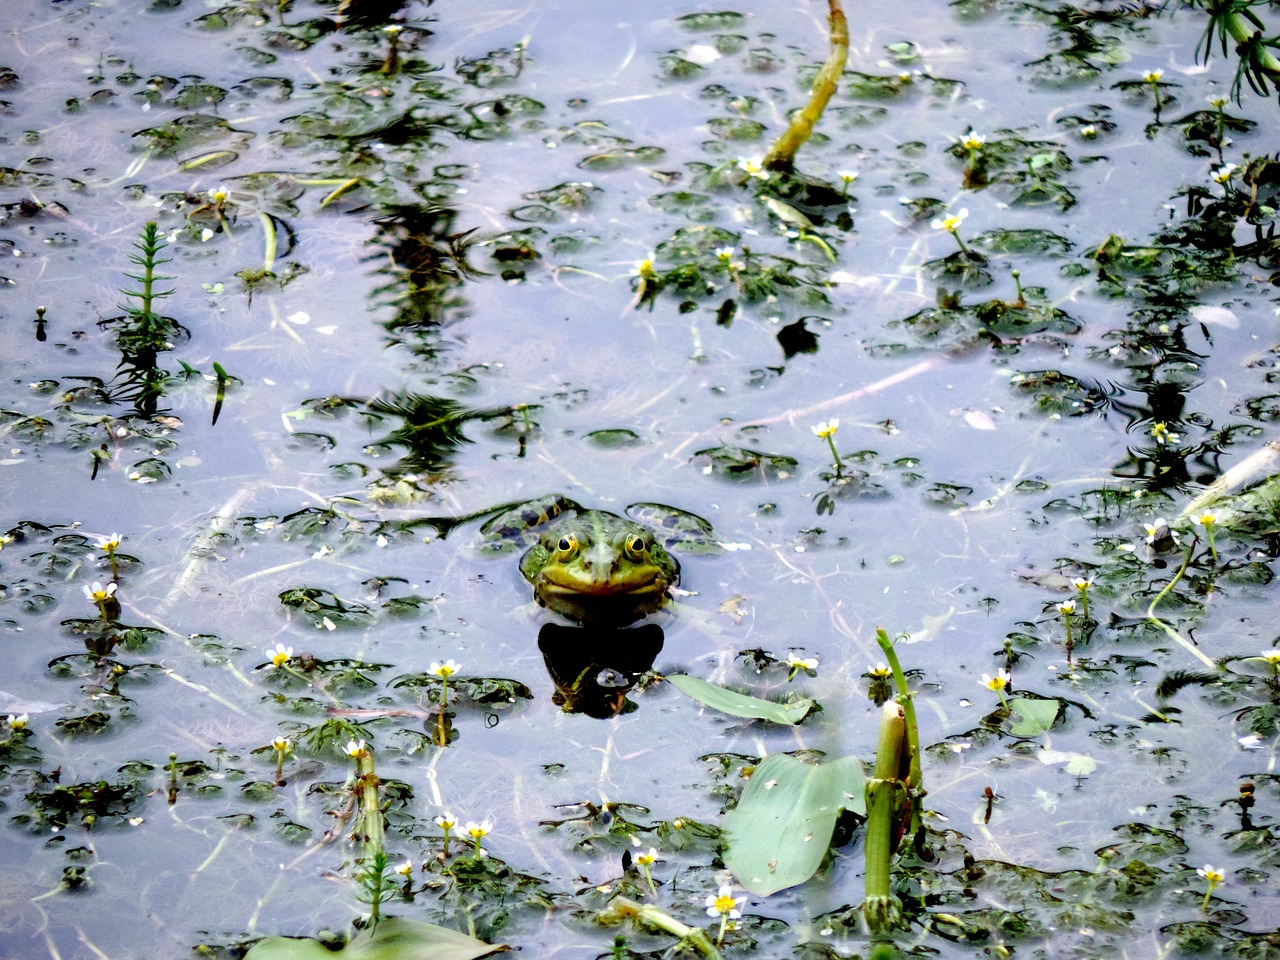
[582,543,619,578]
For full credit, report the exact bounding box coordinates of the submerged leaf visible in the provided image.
[243,917,506,960]
[666,674,814,724]
[722,753,865,895]
[1008,697,1061,736]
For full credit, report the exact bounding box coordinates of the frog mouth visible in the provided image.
[537,570,668,597]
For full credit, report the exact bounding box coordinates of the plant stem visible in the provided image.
[258,211,277,272]
[608,898,723,960]
[864,700,906,931]
[874,629,922,795]
[764,0,848,172]
[825,433,842,474]
[1146,539,1218,670]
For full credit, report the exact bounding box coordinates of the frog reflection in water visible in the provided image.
[482,496,710,627]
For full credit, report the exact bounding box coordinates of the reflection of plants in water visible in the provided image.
[368,204,480,334]
[361,391,512,482]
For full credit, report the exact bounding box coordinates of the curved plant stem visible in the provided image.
[258,210,277,273]
[1146,541,1217,670]
[764,0,848,172]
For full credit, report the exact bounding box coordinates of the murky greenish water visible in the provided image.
[4,0,1280,956]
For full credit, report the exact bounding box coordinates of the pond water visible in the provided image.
[4,0,1280,956]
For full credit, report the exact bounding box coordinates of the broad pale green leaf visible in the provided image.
[1037,748,1097,777]
[722,753,866,895]
[244,918,506,960]
[1008,697,1060,736]
[666,674,814,724]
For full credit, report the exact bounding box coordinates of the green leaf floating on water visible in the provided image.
[243,917,505,960]
[665,674,814,724]
[722,753,866,896]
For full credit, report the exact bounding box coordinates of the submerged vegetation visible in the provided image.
[4,0,1280,958]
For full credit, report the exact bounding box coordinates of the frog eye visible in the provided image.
[555,533,579,558]
[624,534,648,559]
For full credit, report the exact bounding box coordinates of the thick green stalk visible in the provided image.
[1211,0,1280,75]
[864,701,906,930]
[764,0,848,172]
[355,750,384,862]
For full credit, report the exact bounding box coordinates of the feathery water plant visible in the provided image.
[113,222,182,417]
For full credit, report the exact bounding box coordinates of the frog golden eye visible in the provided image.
[624,534,648,559]
[555,533,579,557]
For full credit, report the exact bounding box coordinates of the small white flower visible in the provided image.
[705,884,746,918]
[429,659,460,678]
[1197,864,1225,884]
[810,418,839,438]
[344,739,368,759]
[630,253,657,278]
[784,652,819,671]
[1211,163,1239,184]
[981,669,1011,693]
[735,155,767,179]
[266,643,293,668]
[931,208,968,233]
[83,582,117,602]
[1143,68,1164,83]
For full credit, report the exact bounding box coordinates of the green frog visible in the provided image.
[479,495,713,626]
